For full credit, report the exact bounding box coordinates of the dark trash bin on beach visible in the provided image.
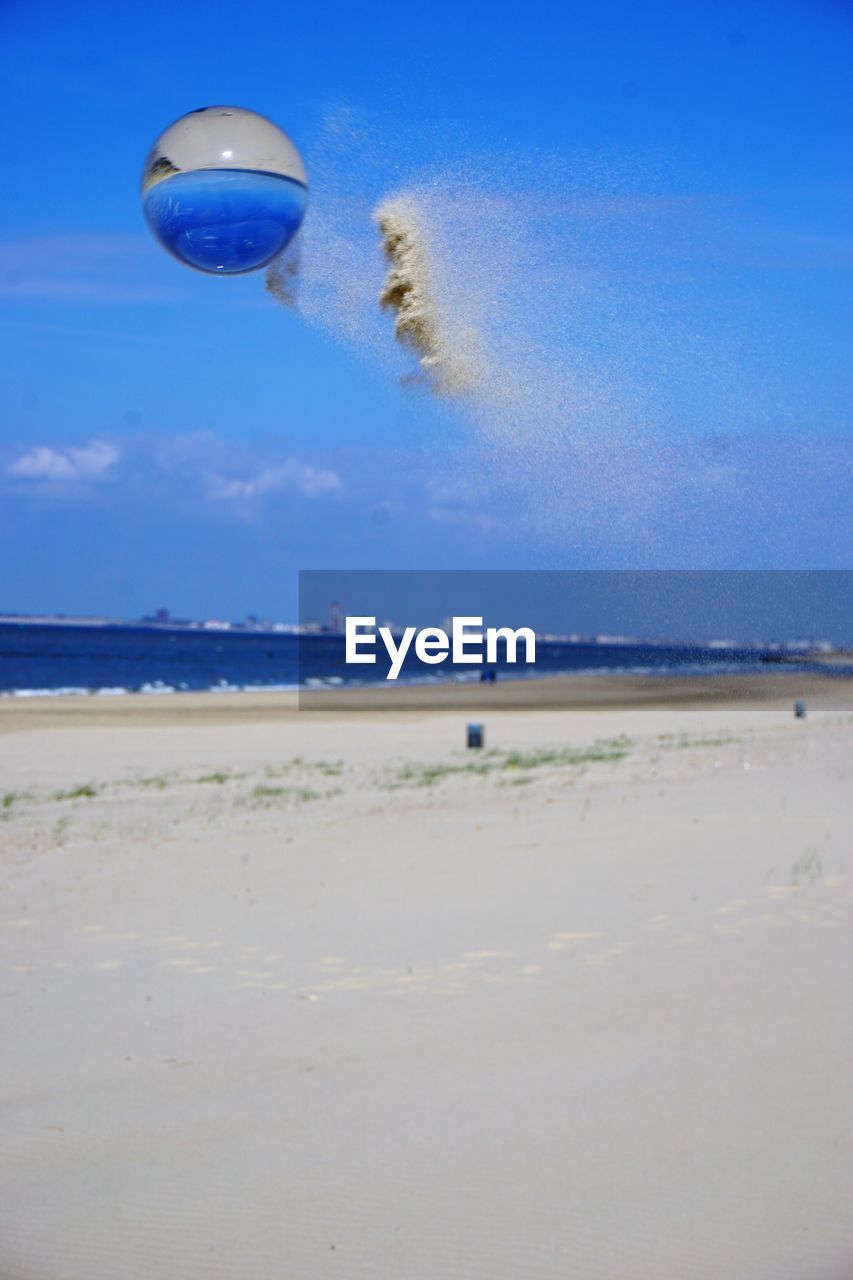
[794,700,806,719]
[467,723,484,749]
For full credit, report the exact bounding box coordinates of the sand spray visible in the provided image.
[262,111,804,558]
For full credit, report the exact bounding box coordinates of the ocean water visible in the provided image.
[0,623,843,698]
[143,169,307,274]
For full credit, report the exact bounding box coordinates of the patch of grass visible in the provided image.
[246,784,321,806]
[388,738,631,789]
[293,788,322,803]
[265,758,344,779]
[137,775,170,790]
[395,760,494,787]
[195,771,233,785]
[502,738,631,770]
[791,851,822,884]
[54,783,98,801]
[657,734,740,750]
[2,791,26,812]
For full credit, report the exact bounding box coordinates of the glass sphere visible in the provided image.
[141,107,308,275]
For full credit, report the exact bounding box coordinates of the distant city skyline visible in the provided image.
[3,569,851,648]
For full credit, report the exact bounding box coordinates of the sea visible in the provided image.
[0,622,846,698]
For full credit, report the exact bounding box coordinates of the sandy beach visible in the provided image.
[0,669,849,732]
[2,681,852,1278]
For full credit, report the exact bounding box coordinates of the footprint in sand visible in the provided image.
[766,885,799,901]
[584,943,633,966]
[461,950,515,961]
[548,931,602,951]
[716,899,748,915]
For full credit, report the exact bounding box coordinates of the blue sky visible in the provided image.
[1,0,850,620]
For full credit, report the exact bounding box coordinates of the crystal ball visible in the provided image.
[141,106,308,275]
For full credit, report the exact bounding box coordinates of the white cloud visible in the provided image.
[207,461,342,505]
[149,432,342,506]
[7,439,119,483]
[8,446,76,481]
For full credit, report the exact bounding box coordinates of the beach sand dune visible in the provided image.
[1,695,851,1278]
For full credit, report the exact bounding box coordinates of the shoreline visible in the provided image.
[0,669,849,731]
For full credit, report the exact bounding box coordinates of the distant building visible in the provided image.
[330,601,342,632]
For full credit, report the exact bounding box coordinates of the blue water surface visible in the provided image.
[0,623,846,696]
[143,169,307,274]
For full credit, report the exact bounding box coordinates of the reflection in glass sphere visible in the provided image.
[141,107,308,275]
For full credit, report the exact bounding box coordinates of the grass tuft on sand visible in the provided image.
[389,737,633,788]
[53,783,98,801]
